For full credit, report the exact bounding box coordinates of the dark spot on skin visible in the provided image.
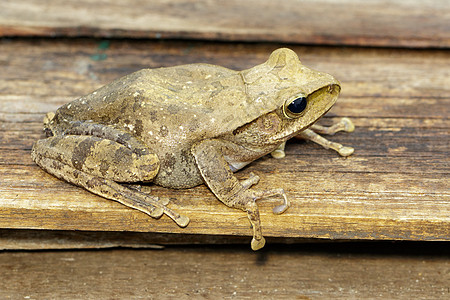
[133,94,143,112]
[159,125,169,137]
[148,111,158,123]
[114,147,132,165]
[49,137,62,148]
[117,133,131,145]
[86,177,102,189]
[72,138,97,170]
[133,147,149,156]
[44,127,53,137]
[161,152,176,175]
[113,117,121,124]
[167,104,179,114]
[51,160,62,171]
[209,81,224,98]
[99,160,109,177]
[179,149,189,162]
[120,102,129,114]
[138,163,158,179]
[134,119,143,137]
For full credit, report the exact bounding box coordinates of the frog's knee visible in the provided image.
[133,153,160,181]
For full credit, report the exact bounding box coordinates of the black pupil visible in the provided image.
[287,97,307,114]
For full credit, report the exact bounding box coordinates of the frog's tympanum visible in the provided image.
[32,48,354,250]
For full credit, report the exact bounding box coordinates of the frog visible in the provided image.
[31,48,354,250]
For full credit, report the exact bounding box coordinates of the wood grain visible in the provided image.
[0,0,449,48]
[0,39,449,244]
[0,244,448,298]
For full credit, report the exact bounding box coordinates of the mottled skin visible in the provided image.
[32,48,354,250]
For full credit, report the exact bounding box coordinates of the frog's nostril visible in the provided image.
[328,84,340,94]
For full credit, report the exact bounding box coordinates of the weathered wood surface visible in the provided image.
[1,0,449,48]
[0,39,449,244]
[0,229,254,250]
[0,244,449,298]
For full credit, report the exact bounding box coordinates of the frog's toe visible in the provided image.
[149,207,164,218]
[158,197,170,205]
[338,146,354,157]
[251,237,266,251]
[341,117,355,132]
[273,201,290,214]
[271,149,286,159]
[174,215,190,228]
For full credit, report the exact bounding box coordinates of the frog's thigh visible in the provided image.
[33,135,159,182]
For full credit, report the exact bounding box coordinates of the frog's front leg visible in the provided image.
[31,125,189,227]
[191,139,289,251]
[271,118,355,158]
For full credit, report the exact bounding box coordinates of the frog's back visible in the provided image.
[54,64,274,144]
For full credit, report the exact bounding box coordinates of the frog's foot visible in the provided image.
[240,173,289,214]
[238,175,290,251]
[242,187,289,250]
[192,139,292,250]
[296,118,355,157]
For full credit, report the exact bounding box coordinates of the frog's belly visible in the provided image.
[152,149,203,189]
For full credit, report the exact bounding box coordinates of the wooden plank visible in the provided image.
[0,229,255,250]
[0,39,449,244]
[0,244,448,298]
[0,0,449,48]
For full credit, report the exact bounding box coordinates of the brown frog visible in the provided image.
[32,48,354,250]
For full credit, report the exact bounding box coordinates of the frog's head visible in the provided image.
[238,48,341,145]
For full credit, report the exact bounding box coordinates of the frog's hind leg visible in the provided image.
[271,117,355,158]
[32,135,189,227]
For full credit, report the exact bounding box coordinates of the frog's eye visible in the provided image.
[283,95,307,119]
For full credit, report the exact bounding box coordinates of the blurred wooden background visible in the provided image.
[0,0,449,298]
